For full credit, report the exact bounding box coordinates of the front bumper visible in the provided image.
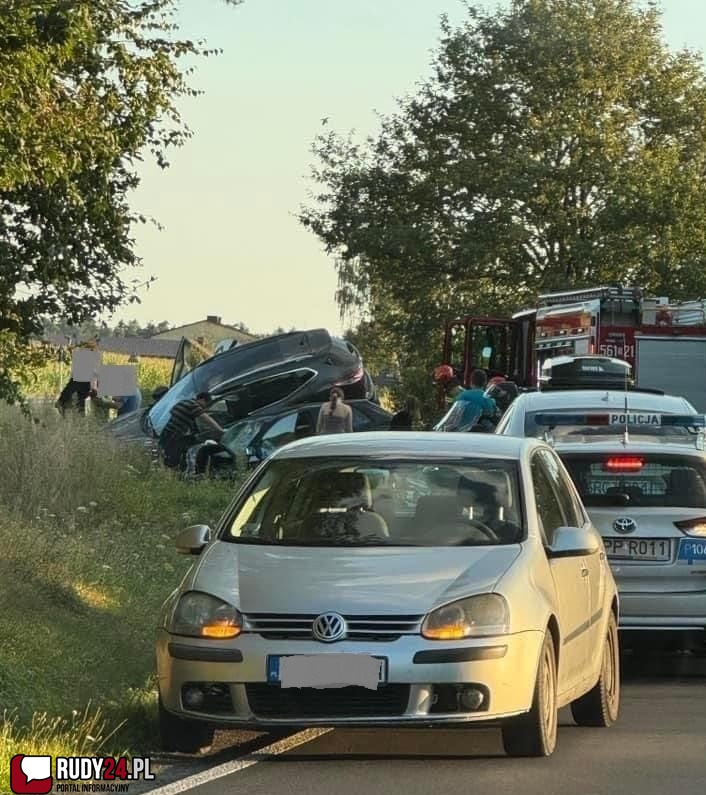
[156,630,543,728]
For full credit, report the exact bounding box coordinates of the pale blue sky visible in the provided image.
[113,0,706,336]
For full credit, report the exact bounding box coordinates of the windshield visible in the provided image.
[560,452,706,508]
[434,401,481,432]
[524,408,696,443]
[222,457,524,546]
[220,419,265,453]
[147,370,198,434]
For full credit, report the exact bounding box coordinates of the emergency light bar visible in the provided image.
[533,413,706,428]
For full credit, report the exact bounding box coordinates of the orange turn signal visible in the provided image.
[201,623,241,639]
[422,625,469,640]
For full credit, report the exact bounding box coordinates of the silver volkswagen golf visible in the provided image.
[156,432,619,757]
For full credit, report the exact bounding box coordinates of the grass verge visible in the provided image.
[0,403,243,793]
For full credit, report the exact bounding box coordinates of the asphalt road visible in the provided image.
[140,649,706,795]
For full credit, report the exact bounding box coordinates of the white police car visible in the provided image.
[498,392,706,646]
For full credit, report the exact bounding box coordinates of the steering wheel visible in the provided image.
[465,519,500,542]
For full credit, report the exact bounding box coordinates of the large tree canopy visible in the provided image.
[0,0,240,403]
[301,0,706,392]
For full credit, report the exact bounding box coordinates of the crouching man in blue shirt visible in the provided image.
[454,369,498,431]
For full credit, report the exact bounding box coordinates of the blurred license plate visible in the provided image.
[678,539,706,563]
[603,538,671,561]
[267,655,387,688]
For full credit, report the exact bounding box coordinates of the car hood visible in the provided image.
[188,542,522,614]
[105,408,149,441]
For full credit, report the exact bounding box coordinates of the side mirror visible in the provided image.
[546,526,600,559]
[176,524,211,555]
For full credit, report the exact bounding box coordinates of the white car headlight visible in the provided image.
[421,594,510,640]
[169,591,243,639]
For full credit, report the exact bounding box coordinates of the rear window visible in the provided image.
[560,453,706,508]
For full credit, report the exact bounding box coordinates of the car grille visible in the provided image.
[245,684,411,718]
[243,613,423,641]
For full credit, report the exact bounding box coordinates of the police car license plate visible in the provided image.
[603,538,671,561]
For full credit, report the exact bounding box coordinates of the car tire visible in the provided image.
[158,695,215,754]
[501,631,558,757]
[570,611,620,727]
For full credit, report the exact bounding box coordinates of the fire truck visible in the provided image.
[440,285,706,411]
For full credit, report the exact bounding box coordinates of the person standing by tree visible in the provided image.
[316,387,353,434]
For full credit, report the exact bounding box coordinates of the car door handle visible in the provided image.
[581,567,589,577]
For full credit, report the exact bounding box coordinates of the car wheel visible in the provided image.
[158,694,215,754]
[570,611,620,727]
[501,631,558,757]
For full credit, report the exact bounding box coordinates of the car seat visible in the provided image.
[303,471,389,538]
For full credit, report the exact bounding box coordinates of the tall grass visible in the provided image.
[0,403,242,794]
[23,353,173,400]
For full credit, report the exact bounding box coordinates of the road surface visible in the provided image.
[142,650,706,795]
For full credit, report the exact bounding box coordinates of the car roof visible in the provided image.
[269,431,544,460]
[513,390,694,413]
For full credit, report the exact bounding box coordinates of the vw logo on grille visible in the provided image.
[613,517,637,534]
[312,612,347,642]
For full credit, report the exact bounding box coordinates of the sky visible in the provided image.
[110,0,706,337]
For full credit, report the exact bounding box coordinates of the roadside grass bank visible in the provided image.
[0,403,242,793]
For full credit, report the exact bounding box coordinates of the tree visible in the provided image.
[300,0,706,399]
[0,0,242,405]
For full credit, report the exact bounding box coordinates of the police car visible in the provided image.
[497,390,706,648]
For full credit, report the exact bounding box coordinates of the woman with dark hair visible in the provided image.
[316,387,353,434]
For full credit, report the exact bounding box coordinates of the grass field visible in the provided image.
[23,353,173,402]
[0,403,242,794]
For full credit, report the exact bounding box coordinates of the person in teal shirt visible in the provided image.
[454,369,498,430]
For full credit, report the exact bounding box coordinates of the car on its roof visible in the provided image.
[495,389,697,441]
[156,432,619,757]
[106,329,377,444]
[187,398,393,476]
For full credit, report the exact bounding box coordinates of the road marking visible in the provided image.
[144,729,333,794]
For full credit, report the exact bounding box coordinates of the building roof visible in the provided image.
[43,333,181,359]
[151,317,257,343]
[97,337,182,358]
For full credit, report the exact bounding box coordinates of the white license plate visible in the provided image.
[603,537,671,562]
[267,654,387,689]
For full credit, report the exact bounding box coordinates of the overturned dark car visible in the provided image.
[107,328,377,445]
[184,398,393,477]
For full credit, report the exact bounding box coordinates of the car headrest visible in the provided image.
[414,495,460,525]
[310,471,373,510]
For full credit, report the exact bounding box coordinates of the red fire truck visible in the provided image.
[440,285,706,411]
